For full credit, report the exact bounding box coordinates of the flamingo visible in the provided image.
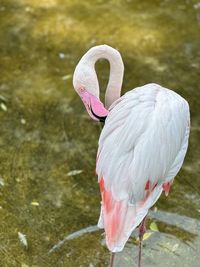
[73,45,190,267]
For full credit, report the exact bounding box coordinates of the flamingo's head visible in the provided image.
[73,59,108,122]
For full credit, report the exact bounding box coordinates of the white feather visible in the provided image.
[96,83,190,252]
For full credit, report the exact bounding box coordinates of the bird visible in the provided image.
[73,44,190,267]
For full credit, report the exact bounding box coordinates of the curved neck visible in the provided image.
[82,45,124,108]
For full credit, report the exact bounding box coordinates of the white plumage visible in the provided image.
[73,45,190,257]
[96,83,190,252]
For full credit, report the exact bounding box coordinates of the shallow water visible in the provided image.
[0,0,199,266]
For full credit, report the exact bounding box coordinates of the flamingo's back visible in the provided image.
[96,83,190,252]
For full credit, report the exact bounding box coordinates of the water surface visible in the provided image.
[0,0,200,266]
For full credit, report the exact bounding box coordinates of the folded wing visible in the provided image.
[96,83,190,252]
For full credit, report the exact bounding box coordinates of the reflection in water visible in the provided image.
[0,0,199,266]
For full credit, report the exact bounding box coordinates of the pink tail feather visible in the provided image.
[99,177,162,252]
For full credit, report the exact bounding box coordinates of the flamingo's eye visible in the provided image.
[79,87,85,93]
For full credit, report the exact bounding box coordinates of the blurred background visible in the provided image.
[0,0,200,266]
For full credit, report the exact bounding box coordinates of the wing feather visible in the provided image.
[96,83,190,252]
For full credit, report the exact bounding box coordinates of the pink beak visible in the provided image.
[78,88,109,122]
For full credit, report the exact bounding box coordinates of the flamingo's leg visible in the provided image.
[109,252,115,267]
[138,217,146,267]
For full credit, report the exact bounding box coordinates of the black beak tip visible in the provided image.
[90,106,107,123]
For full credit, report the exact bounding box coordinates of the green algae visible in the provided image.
[0,0,199,266]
